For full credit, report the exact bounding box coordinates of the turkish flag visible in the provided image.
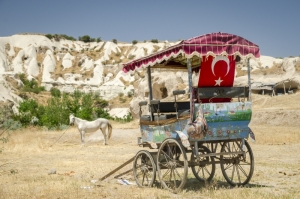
[198,55,235,102]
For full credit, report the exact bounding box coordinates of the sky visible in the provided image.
[0,0,299,58]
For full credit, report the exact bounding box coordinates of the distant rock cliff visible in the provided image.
[0,34,299,118]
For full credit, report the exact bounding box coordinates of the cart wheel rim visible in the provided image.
[133,150,156,187]
[156,139,188,193]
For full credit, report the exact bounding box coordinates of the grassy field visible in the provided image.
[0,121,300,199]
[1,93,300,198]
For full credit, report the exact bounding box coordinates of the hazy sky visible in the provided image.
[0,0,299,58]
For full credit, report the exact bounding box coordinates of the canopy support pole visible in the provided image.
[187,59,194,122]
[147,66,154,121]
[247,58,252,101]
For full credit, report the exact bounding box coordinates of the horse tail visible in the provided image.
[107,121,112,139]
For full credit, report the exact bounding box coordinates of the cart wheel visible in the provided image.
[133,150,156,187]
[191,145,215,182]
[220,140,254,186]
[157,138,188,193]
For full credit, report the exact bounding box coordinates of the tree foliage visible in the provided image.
[78,35,102,43]
[132,40,138,45]
[80,35,91,43]
[112,39,118,44]
[19,73,45,94]
[50,87,61,97]
[13,90,116,129]
[45,34,76,41]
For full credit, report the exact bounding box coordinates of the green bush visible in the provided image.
[50,87,61,97]
[113,112,133,123]
[14,90,113,129]
[150,39,158,43]
[18,73,45,94]
[132,40,138,45]
[94,108,112,120]
[96,37,102,42]
[80,35,91,43]
[59,34,76,41]
[2,119,22,130]
[14,99,39,126]
[45,34,53,40]
[112,39,118,44]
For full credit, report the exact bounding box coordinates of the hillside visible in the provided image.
[0,34,300,119]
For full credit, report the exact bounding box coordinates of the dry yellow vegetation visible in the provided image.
[1,94,300,199]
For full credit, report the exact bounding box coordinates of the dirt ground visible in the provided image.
[0,93,300,199]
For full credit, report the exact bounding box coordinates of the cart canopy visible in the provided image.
[123,32,260,73]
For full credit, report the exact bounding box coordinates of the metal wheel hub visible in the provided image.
[167,161,177,169]
[140,165,148,173]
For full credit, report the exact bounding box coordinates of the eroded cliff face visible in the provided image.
[0,34,300,119]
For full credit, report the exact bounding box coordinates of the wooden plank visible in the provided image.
[114,168,134,179]
[198,87,249,98]
[99,156,135,181]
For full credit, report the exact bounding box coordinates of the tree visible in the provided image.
[80,35,91,43]
[132,40,138,45]
[150,39,158,43]
[96,37,102,42]
[112,39,118,44]
[45,34,53,40]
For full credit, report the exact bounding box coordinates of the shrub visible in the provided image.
[94,108,112,120]
[50,87,61,97]
[80,35,91,43]
[14,90,111,129]
[14,99,39,125]
[112,39,118,44]
[132,40,138,45]
[18,73,44,94]
[2,119,22,130]
[45,34,53,40]
[150,39,158,43]
[113,112,133,123]
[127,91,133,98]
[59,34,76,41]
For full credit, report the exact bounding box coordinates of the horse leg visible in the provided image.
[80,130,85,146]
[101,128,107,145]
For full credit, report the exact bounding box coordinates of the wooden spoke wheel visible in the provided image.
[220,140,254,186]
[157,139,188,193]
[191,145,215,182]
[133,150,156,187]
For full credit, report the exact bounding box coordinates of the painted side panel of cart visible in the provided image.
[198,102,252,141]
[140,102,252,143]
[140,119,188,143]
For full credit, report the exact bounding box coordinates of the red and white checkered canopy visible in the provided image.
[123,32,260,73]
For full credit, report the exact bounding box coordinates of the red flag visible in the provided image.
[198,55,235,102]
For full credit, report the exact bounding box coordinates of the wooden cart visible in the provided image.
[101,32,260,193]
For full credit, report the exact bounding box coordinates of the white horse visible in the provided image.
[69,114,112,146]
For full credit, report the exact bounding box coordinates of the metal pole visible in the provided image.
[187,59,193,122]
[247,58,252,101]
[147,66,154,121]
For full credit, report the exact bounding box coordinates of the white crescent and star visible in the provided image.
[211,55,230,86]
[215,77,223,86]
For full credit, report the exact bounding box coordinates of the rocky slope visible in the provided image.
[0,34,299,118]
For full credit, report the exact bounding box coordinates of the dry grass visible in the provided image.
[251,65,284,76]
[1,122,300,199]
[1,94,300,198]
